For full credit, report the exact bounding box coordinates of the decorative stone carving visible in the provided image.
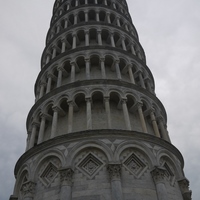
[59,168,74,186]
[76,153,104,179]
[39,162,58,187]
[20,181,36,198]
[107,164,122,181]
[151,167,166,184]
[123,153,148,178]
[178,179,192,200]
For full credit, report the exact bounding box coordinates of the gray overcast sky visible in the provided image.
[0,0,199,199]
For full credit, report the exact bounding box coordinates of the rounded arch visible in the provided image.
[67,140,113,167]
[114,141,156,167]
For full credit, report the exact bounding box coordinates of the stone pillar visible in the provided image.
[39,83,46,99]
[137,103,148,133]
[100,57,106,79]
[52,46,57,59]
[85,11,88,22]
[68,101,74,133]
[70,62,76,82]
[157,117,169,141]
[115,60,122,80]
[107,164,123,200]
[128,64,135,84]
[61,39,66,53]
[74,14,78,25]
[125,23,129,31]
[57,67,64,87]
[96,11,100,21]
[146,78,152,93]
[151,167,168,200]
[116,17,120,26]
[72,33,76,49]
[56,25,61,34]
[110,33,115,47]
[75,0,79,6]
[138,71,146,89]
[20,181,36,200]
[107,13,111,23]
[85,30,89,46]
[26,131,31,151]
[150,110,160,137]
[85,58,90,80]
[104,97,111,129]
[86,98,92,130]
[121,37,127,51]
[97,30,102,45]
[121,99,131,130]
[37,114,46,144]
[64,19,68,28]
[50,106,60,139]
[46,74,53,94]
[130,44,136,55]
[29,122,39,149]
[45,53,51,64]
[59,168,74,200]
[178,179,192,200]
[104,0,108,6]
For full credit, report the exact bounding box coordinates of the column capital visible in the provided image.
[100,57,105,62]
[20,181,36,198]
[178,178,192,200]
[57,66,65,72]
[59,168,74,186]
[121,98,127,104]
[104,96,110,102]
[32,121,40,128]
[151,166,166,184]
[107,163,121,181]
[39,82,46,87]
[52,105,62,113]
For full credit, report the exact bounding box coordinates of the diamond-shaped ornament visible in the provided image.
[123,153,148,178]
[76,153,105,179]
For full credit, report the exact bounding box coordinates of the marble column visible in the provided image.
[130,44,136,55]
[64,19,68,28]
[138,71,146,89]
[72,33,77,49]
[20,181,36,200]
[85,11,88,22]
[85,58,90,80]
[86,98,92,130]
[50,106,60,138]
[121,99,131,130]
[37,114,46,144]
[96,11,100,21]
[110,33,115,47]
[107,164,123,200]
[45,53,51,64]
[39,83,46,99]
[29,122,39,149]
[61,39,66,53]
[57,67,64,87]
[59,168,74,200]
[115,60,122,80]
[107,13,111,23]
[116,17,121,26]
[85,30,89,46]
[70,62,76,82]
[74,14,78,25]
[68,101,74,133]
[178,179,192,200]
[52,46,57,59]
[46,74,53,94]
[128,64,135,84]
[104,97,111,128]
[97,30,102,45]
[121,37,127,51]
[137,103,148,133]
[100,57,106,79]
[151,167,168,200]
[157,117,169,141]
[150,110,160,137]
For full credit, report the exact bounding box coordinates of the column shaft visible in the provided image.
[57,68,63,87]
[68,102,74,133]
[29,124,38,149]
[86,98,92,129]
[150,111,160,137]
[128,65,135,84]
[50,108,59,138]
[137,104,148,133]
[104,98,111,128]
[100,58,106,78]
[122,100,131,130]
[38,116,46,144]
[85,59,90,79]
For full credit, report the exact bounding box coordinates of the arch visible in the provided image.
[67,140,113,166]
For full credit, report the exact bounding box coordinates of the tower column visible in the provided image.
[137,103,148,133]
[116,17,121,26]
[107,164,123,200]
[46,74,53,94]
[52,46,57,59]
[57,67,64,87]
[59,168,74,200]
[29,122,39,149]
[39,83,46,99]
[121,99,131,130]
[150,110,160,137]
[130,44,136,55]
[138,71,146,89]
[106,13,111,23]
[45,53,51,64]
[37,114,46,144]
[151,167,168,200]
[85,58,91,80]
[72,33,77,49]
[121,37,127,51]
[68,101,74,133]
[158,117,169,141]
[50,106,60,139]
[61,39,66,53]
[64,19,68,28]
[85,30,89,46]
[115,60,121,80]
[128,64,135,84]
[104,97,111,129]
[70,62,76,82]
[110,33,115,47]
[97,30,102,45]
[86,98,92,130]
[96,11,100,21]
[100,57,106,79]
[85,11,88,22]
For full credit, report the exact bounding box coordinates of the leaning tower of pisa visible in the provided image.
[10,0,192,200]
